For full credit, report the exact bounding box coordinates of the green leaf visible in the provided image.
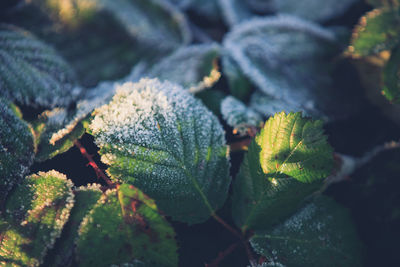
[6,0,190,87]
[89,78,231,224]
[232,112,333,231]
[223,15,342,119]
[146,43,221,92]
[220,96,262,136]
[366,0,399,8]
[383,46,400,103]
[76,184,178,267]
[0,24,80,108]
[349,8,400,57]
[0,99,34,203]
[43,184,102,267]
[221,53,252,100]
[1,170,75,267]
[250,196,363,267]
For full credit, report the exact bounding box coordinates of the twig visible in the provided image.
[205,242,239,267]
[74,140,114,187]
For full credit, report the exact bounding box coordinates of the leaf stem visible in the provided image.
[74,140,114,187]
[205,242,239,267]
[211,213,256,265]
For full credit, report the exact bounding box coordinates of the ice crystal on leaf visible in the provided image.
[89,78,231,224]
[0,170,74,267]
[0,99,34,203]
[0,24,80,108]
[250,196,363,267]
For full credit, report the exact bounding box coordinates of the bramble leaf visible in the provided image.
[348,8,400,57]
[89,79,231,224]
[250,196,363,267]
[5,0,190,87]
[76,184,178,267]
[223,15,341,119]
[232,112,333,231]
[1,170,75,267]
[0,24,80,108]
[221,53,252,100]
[0,99,34,203]
[383,46,400,103]
[221,96,262,136]
[43,184,102,267]
[146,44,221,92]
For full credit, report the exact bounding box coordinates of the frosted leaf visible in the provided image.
[89,78,231,224]
[168,0,221,19]
[218,0,357,26]
[76,184,178,267]
[146,44,221,93]
[348,8,400,57]
[6,0,190,87]
[383,46,400,103]
[0,24,80,108]
[250,196,363,267]
[1,170,75,267]
[221,53,252,100]
[223,15,341,119]
[43,184,102,267]
[220,96,262,136]
[0,99,34,203]
[34,81,117,162]
[231,112,333,231]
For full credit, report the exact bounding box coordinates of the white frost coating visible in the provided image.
[281,203,317,231]
[221,96,262,136]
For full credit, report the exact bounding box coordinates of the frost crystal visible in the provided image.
[89,78,231,224]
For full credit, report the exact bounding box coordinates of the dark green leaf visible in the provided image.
[0,24,80,108]
[76,184,178,267]
[250,196,363,267]
[0,99,34,203]
[383,46,400,103]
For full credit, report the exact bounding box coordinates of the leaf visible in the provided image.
[218,0,253,27]
[5,0,190,87]
[43,184,102,267]
[0,24,80,108]
[220,96,262,136]
[223,15,342,119]
[232,112,333,231]
[146,44,221,92]
[33,80,117,162]
[88,78,231,224]
[221,53,252,100]
[250,196,363,267]
[383,46,400,103]
[0,170,75,267]
[348,8,400,57]
[169,0,221,20]
[76,184,178,267]
[366,0,399,9]
[0,99,34,203]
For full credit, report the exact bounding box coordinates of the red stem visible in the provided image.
[205,242,239,267]
[74,140,114,187]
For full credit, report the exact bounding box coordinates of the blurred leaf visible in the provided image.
[76,184,178,267]
[5,0,190,87]
[0,99,34,203]
[232,112,333,231]
[221,96,262,136]
[223,15,343,120]
[147,44,221,91]
[250,196,363,267]
[1,171,74,267]
[88,79,231,224]
[383,46,400,103]
[0,24,80,108]
[221,53,252,100]
[349,7,400,57]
